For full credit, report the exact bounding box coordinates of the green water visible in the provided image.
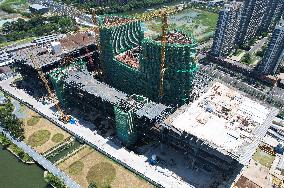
[0,146,49,188]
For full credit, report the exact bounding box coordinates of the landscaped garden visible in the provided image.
[57,146,153,188]
[28,130,51,147]
[86,162,116,187]
[23,108,71,153]
[27,115,40,126]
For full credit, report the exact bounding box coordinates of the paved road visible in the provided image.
[0,76,194,188]
[0,126,81,188]
[248,37,268,54]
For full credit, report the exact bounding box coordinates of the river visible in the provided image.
[0,145,50,188]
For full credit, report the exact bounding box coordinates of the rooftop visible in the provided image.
[10,32,96,69]
[163,82,278,164]
[29,4,48,10]
[64,68,169,120]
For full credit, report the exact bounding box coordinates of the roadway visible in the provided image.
[0,126,80,188]
[248,37,268,54]
[0,76,194,188]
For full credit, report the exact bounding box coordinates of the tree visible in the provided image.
[88,182,97,188]
[45,173,66,188]
[1,135,11,148]
[242,53,252,65]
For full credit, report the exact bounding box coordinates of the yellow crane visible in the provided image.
[90,5,184,100]
[29,54,71,123]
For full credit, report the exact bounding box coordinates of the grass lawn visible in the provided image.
[145,8,218,42]
[18,103,26,113]
[28,130,51,147]
[86,162,116,187]
[51,133,64,143]
[68,161,84,175]
[0,37,36,48]
[57,146,153,188]
[0,0,29,16]
[253,148,275,168]
[27,116,40,126]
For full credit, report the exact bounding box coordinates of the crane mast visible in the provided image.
[29,54,70,122]
[159,13,168,100]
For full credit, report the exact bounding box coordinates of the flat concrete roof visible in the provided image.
[30,4,48,10]
[64,69,169,120]
[164,82,278,164]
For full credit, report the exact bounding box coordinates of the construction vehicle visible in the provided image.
[29,54,72,124]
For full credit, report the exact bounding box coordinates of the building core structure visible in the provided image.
[156,82,278,173]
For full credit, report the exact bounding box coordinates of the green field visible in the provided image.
[253,148,275,168]
[0,0,29,13]
[145,8,218,42]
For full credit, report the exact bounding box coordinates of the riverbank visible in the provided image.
[0,145,49,188]
[0,133,34,164]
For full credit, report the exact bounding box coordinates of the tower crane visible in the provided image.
[88,5,184,100]
[29,54,71,123]
[131,6,182,100]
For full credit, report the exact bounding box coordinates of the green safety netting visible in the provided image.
[49,60,87,107]
[114,105,138,146]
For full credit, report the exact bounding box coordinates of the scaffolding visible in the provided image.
[99,16,199,106]
[49,60,87,107]
[114,95,149,146]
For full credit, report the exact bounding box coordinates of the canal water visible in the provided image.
[0,145,49,188]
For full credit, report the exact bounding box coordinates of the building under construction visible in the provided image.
[99,16,198,105]
[10,14,277,186]
[10,32,98,98]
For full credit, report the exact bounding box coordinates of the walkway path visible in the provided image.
[0,126,80,188]
[0,76,194,188]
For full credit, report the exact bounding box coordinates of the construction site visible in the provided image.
[2,7,278,187]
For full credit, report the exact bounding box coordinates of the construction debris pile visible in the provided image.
[103,16,134,27]
[155,31,193,44]
[60,32,96,52]
[115,47,140,69]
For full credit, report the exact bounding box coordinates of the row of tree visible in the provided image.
[58,0,180,14]
[45,172,66,188]
[0,15,77,44]
[0,98,24,140]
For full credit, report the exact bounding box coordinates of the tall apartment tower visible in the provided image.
[236,0,268,46]
[257,19,284,75]
[211,2,242,57]
[258,0,284,34]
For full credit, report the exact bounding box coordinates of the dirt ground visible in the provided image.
[242,160,273,188]
[57,146,153,188]
[23,108,71,153]
[234,176,260,188]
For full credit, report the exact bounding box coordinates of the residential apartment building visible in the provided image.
[211,2,242,57]
[257,19,284,75]
[258,0,284,34]
[236,0,268,46]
